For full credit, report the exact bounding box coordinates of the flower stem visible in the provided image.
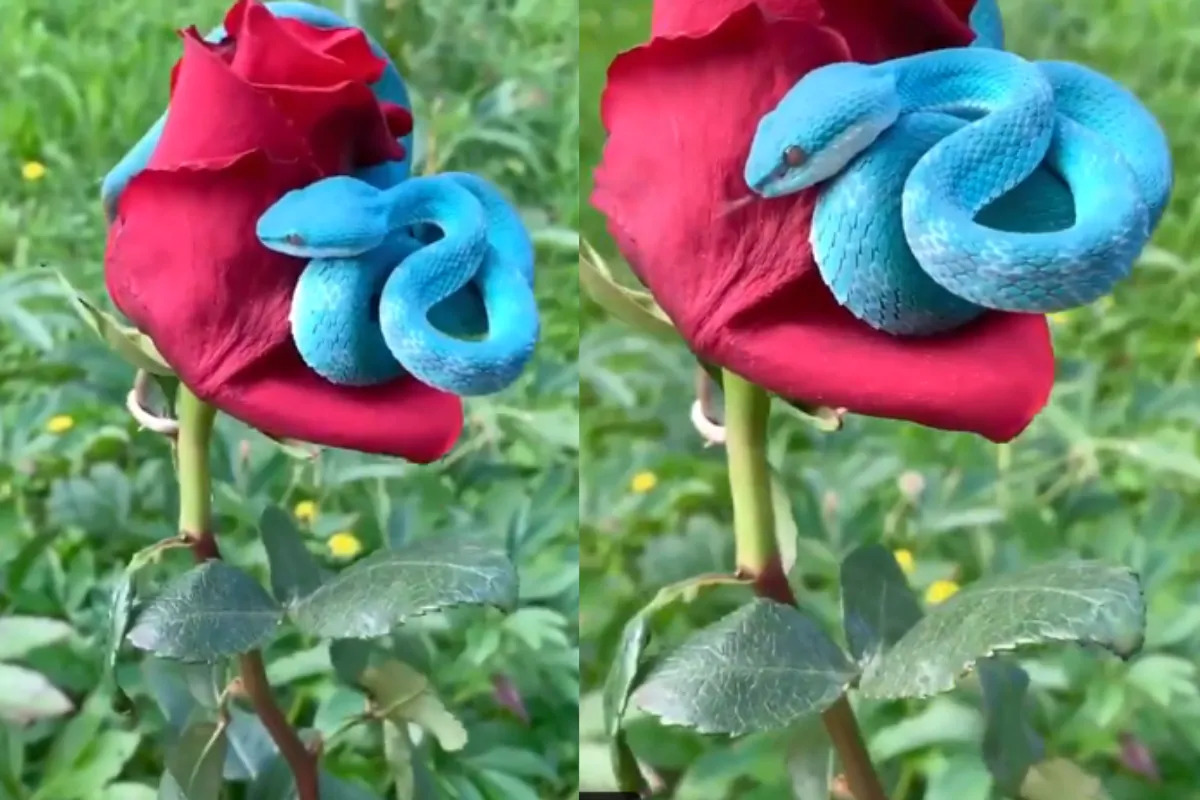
[721,370,888,800]
[176,387,217,558]
[175,385,319,800]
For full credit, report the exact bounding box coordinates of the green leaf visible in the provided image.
[290,538,517,639]
[860,560,1145,699]
[633,599,856,735]
[603,574,749,738]
[382,721,414,800]
[477,770,540,800]
[247,758,379,800]
[55,271,173,375]
[840,544,923,665]
[924,753,993,800]
[330,640,373,686]
[105,572,136,674]
[317,772,387,800]
[579,240,677,339]
[360,659,467,752]
[610,731,645,795]
[0,664,72,722]
[160,721,227,800]
[266,646,331,686]
[259,506,323,604]
[0,616,73,660]
[224,708,278,782]
[979,659,1043,796]
[31,730,141,800]
[785,716,833,800]
[313,687,368,737]
[868,698,981,762]
[128,562,283,662]
[140,659,222,733]
[101,784,157,800]
[107,540,193,674]
[603,614,648,739]
[1020,758,1110,800]
[43,691,112,780]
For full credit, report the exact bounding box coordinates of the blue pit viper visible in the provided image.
[101,1,538,396]
[743,0,1172,336]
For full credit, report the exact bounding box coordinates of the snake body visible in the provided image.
[103,1,537,396]
[258,172,537,395]
[744,0,1172,336]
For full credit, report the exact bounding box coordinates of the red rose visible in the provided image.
[104,0,462,462]
[592,0,1054,442]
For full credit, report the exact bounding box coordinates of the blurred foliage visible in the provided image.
[0,0,578,797]
[580,0,1200,798]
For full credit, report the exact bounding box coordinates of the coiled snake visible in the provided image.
[744,0,1172,335]
[102,1,538,395]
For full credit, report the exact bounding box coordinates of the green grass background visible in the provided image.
[580,1,1200,798]
[0,0,579,798]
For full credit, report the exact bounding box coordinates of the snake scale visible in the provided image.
[102,1,537,396]
[745,0,1172,336]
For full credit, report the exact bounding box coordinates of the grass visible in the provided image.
[580,1,1200,798]
[0,0,578,797]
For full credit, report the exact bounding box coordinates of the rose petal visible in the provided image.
[381,102,414,134]
[109,154,462,461]
[651,0,824,38]
[592,4,1055,440]
[150,30,309,169]
[594,7,845,339]
[818,0,975,61]
[225,2,383,88]
[226,2,404,174]
[650,0,976,50]
[717,271,1054,441]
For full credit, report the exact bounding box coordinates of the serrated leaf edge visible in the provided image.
[631,600,857,737]
[288,545,519,639]
[859,565,1146,700]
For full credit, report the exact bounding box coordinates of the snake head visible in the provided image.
[745,62,900,198]
[257,176,392,258]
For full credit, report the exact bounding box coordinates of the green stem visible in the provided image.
[176,386,217,555]
[724,372,776,580]
[721,370,888,800]
[174,385,318,800]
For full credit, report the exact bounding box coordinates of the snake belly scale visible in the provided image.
[743,0,1172,336]
[102,1,538,396]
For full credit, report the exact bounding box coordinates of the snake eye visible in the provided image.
[782,145,806,169]
[284,233,305,247]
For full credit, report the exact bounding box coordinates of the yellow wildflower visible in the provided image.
[630,471,657,494]
[21,161,46,182]
[1048,311,1071,325]
[926,579,960,605]
[893,549,915,575]
[45,415,74,434]
[327,531,363,559]
[293,500,317,523]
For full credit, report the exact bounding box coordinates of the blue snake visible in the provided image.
[101,1,537,396]
[744,0,1172,336]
